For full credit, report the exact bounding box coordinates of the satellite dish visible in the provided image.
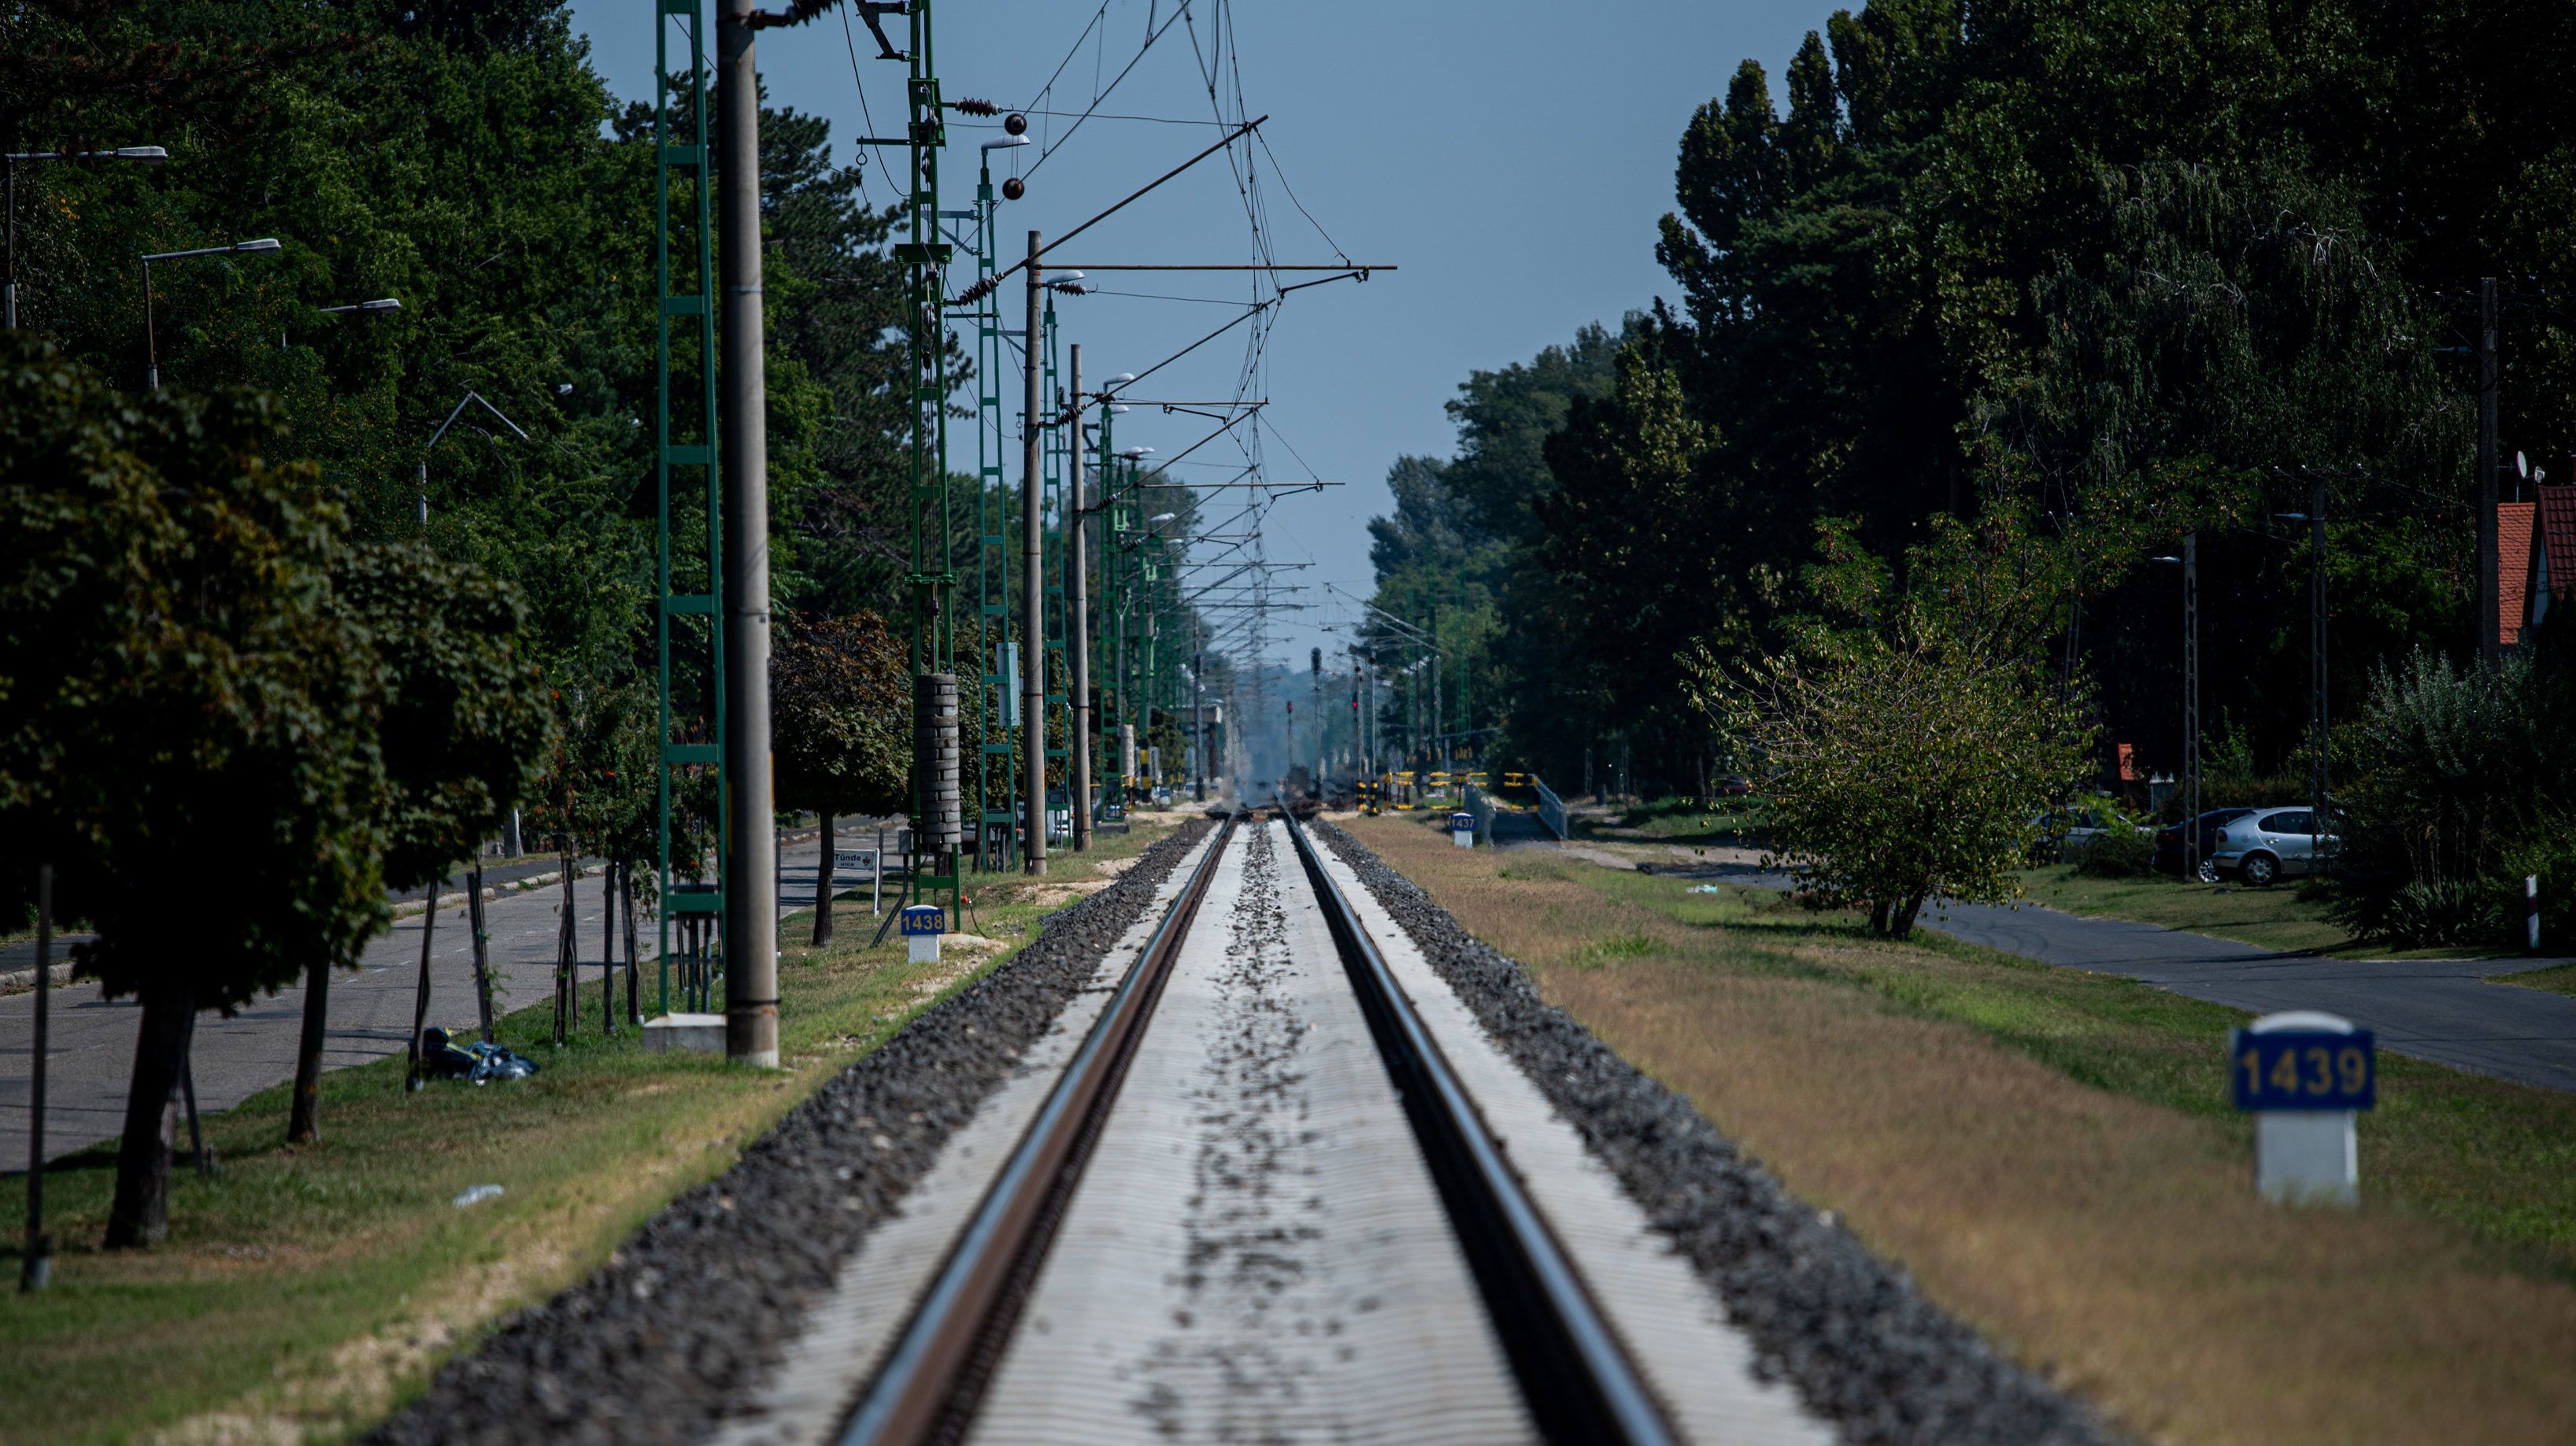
[2517,450,2530,479]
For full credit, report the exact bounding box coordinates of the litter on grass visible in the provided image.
[419,1026,542,1084]
[1689,883,1727,893]
[453,1185,505,1208]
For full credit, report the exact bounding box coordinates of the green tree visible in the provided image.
[772,611,910,944]
[1710,632,2091,937]
[0,339,386,1245]
[287,539,551,1141]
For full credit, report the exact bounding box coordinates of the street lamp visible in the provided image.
[286,295,403,350]
[139,237,282,389]
[6,145,167,328]
[980,129,1030,201]
[2152,536,2202,881]
[2275,487,2330,871]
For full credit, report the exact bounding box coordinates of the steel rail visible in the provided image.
[837,812,1241,1446]
[1275,802,1678,1446]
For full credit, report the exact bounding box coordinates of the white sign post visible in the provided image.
[2234,1010,2367,1207]
[1450,811,1477,849]
[900,904,945,965]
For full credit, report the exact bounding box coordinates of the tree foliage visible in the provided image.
[337,540,553,891]
[1366,0,2576,801]
[1710,633,2092,937]
[0,337,388,1006]
[773,609,912,823]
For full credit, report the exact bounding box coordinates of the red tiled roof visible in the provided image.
[2501,501,2535,646]
[2541,485,2576,603]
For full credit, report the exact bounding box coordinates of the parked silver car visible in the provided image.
[2201,806,2338,886]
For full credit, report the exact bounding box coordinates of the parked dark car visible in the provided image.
[2152,808,2254,876]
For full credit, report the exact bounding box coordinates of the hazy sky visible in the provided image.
[564,1,1842,665]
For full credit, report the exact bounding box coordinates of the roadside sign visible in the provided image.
[1450,811,1477,848]
[2230,1028,2375,1111]
[834,849,878,877]
[900,902,946,964]
[2233,1011,2370,1207]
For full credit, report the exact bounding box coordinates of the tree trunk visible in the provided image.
[553,847,574,1045]
[287,958,330,1145]
[622,864,640,1026]
[468,862,495,1042]
[407,877,442,1089]
[1890,895,1925,940]
[812,811,836,947]
[601,862,615,1035]
[1869,900,1893,936]
[105,981,195,1248]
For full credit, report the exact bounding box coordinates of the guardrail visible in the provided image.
[1532,775,1568,841]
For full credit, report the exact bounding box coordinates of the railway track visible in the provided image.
[714,804,1825,1446]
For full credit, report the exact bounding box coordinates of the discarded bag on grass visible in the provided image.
[420,1027,541,1085]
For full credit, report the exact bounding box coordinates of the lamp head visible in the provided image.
[235,238,282,253]
[980,133,1031,153]
[114,146,170,165]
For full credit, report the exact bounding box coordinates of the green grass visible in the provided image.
[1593,867,2576,1278]
[0,826,1168,1445]
[1579,793,1764,842]
[2496,962,2576,998]
[2016,864,2496,960]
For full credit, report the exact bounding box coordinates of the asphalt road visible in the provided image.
[1920,897,2576,1093]
[1496,828,2576,1096]
[0,833,890,1167]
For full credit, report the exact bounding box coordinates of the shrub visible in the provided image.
[1713,634,2093,938]
[2356,878,2504,948]
[2076,829,2156,878]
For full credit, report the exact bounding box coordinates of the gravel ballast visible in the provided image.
[1314,820,2117,1446]
[367,820,1212,1446]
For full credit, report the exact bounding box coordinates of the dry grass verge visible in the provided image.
[1351,815,2576,1445]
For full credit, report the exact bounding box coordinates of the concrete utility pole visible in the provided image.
[717,0,777,1068]
[1193,619,1207,802]
[1067,345,1093,850]
[1021,232,1049,873]
[2308,475,2329,866]
[2479,276,2502,672]
[2182,531,2202,882]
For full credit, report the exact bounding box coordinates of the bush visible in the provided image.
[2076,829,2156,878]
[2350,878,2504,948]
[1715,634,2092,937]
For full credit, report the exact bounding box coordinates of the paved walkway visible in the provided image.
[0,834,877,1167]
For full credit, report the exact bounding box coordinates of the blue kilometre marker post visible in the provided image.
[2230,1010,2375,1206]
